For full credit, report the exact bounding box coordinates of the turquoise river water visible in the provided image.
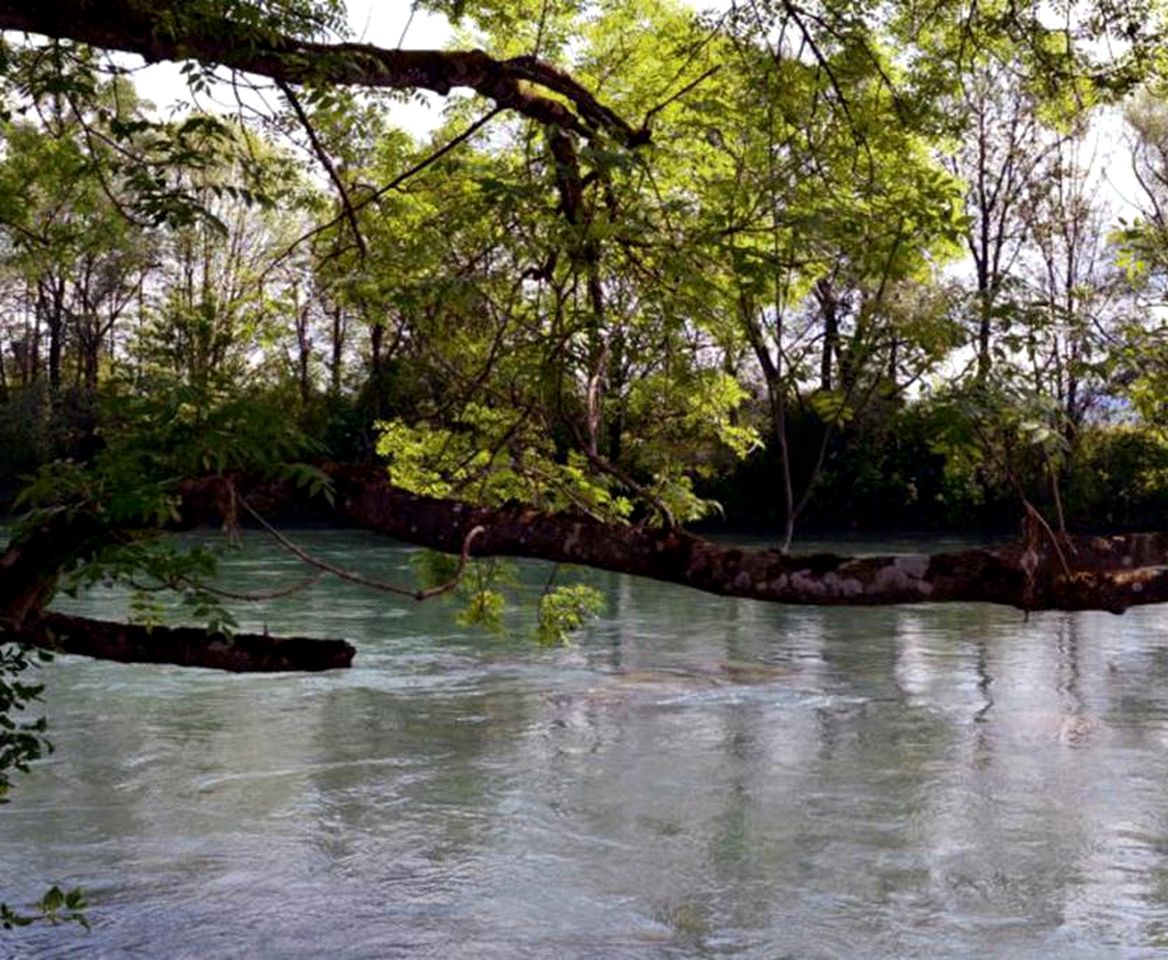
[3,530,1168,957]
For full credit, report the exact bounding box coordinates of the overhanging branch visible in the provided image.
[7,466,1168,675]
[8,612,355,672]
[0,0,646,145]
[251,465,1168,614]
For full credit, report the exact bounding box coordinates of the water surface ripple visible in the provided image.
[3,530,1168,958]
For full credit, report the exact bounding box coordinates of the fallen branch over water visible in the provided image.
[7,464,1168,674]
[176,464,1168,615]
[322,466,1168,615]
[8,612,355,672]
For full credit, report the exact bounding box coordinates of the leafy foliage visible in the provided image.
[537,583,605,646]
[1,885,89,932]
[0,643,50,803]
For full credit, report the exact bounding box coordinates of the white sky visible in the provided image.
[344,2,452,133]
[348,2,451,49]
[135,2,453,134]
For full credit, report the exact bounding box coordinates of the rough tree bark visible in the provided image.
[8,613,354,672]
[6,465,1168,674]
[186,465,1168,616]
[0,508,354,672]
[0,0,645,147]
[321,466,1168,615]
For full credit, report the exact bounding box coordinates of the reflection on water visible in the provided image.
[4,530,1168,956]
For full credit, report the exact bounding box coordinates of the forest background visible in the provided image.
[5,0,1168,554]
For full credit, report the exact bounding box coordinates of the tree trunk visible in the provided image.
[39,278,65,397]
[308,466,1168,614]
[815,277,838,392]
[296,310,312,408]
[369,322,384,379]
[0,509,353,672]
[329,304,346,395]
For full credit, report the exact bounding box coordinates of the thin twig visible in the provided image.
[263,106,501,279]
[641,65,722,132]
[127,569,324,601]
[396,4,417,48]
[183,571,326,602]
[238,495,485,600]
[1023,498,1072,579]
[276,77,367,257]
[565,418,676,529]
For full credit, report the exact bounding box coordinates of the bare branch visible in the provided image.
[265,106,503,276]
[238,495,485,601]
[276,77,367,257]
[641,65,722,132]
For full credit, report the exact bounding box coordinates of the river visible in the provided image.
[3,529,1168,958]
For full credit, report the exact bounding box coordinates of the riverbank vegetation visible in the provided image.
[2,1,1168,539]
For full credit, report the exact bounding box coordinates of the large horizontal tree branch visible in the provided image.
[0,507,355,672]
[210,465,1168,615]
[0,0,645,144]
[6,465,1168,675]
